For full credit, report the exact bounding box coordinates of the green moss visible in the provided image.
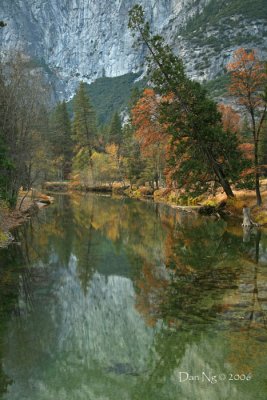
[0,229,8,247]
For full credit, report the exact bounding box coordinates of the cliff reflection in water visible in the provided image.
[0,193,266,400]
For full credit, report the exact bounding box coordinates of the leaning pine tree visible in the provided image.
[128,5,245,198]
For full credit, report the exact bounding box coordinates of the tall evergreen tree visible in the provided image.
[72,82,97,150]
[49,101,73,180]
[72,82,97,175]
[109,112,122,147]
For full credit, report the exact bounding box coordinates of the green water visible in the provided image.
[0,194,267,400]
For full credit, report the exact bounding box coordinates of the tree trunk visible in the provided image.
[155,172,159,190]
[19,189,30,211]
[255,171,262,206]
[253,113,262,206]
[254,139,262,205]
[211,158,234,198]
[205,149,234,198]
[242,207,253,227]
[242,207,259,228]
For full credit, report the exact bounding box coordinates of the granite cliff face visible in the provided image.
[0,0,266,98]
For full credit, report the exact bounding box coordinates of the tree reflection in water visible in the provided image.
[0,194,266,399]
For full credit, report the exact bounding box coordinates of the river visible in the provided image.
[0,193,266,400]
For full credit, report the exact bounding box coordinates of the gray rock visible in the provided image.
[0,0,266,99]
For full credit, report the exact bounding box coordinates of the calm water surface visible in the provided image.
[0,194,267,400]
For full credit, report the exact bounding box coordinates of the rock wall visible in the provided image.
[0,0,266,98]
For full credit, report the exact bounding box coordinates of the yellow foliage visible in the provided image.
[202,199,220,207]
[226,197,244,211]
[254,211,267,225]
[105,143,119,157]
[0,229,8,245]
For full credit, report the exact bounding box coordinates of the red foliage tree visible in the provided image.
[227,48,267,205]
[218,104,241,134]
[131,88,170,188]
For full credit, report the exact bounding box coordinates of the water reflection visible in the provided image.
[0,193,266,399]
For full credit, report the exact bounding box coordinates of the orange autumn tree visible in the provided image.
[227,48,267,205]
[218,104,241,134]
[132,88,170,189]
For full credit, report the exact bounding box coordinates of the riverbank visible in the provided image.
[0,191,54,248]
[42,180,267,224]
[108,183,267,224]
[123,187,267,225]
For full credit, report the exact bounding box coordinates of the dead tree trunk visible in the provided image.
[242,207,252,227]
[242,207,259,227]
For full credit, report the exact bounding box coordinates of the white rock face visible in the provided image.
[0,0,209,96]
[0,0,266,97]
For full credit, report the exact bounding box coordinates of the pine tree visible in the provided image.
[49,101,73,180]
[109,112,122,147]
[72,82,97,150]
[72,82,97,175]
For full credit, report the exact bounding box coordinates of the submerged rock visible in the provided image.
[106,362,140,376]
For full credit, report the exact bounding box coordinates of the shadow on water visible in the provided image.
[0,193,266,399]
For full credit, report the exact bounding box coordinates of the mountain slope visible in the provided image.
[176,0,267,84]
[68,73,144,125]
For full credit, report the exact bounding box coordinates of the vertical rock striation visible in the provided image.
[0,0,266,98]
